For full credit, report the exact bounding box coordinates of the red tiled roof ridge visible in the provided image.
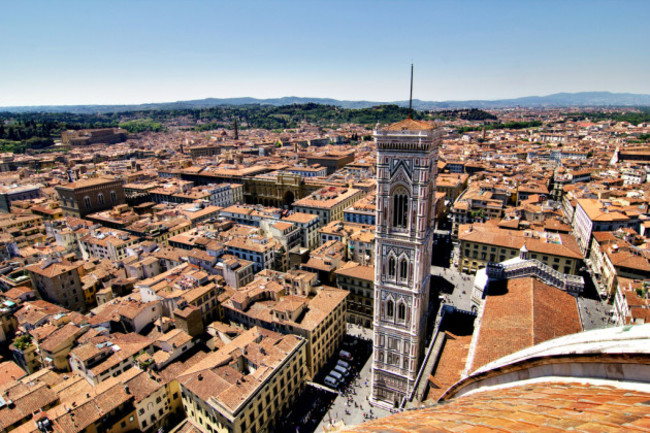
[383,118,435,131]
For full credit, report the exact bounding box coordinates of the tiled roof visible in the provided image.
[56,176,119,190]
[334,262,374,281]
[283,212,319,224]
[0,361,26,382]
[39,323,82,353]
[383,118,435,131]
[577,198,632,222]
[0,382,58,431]
[427,332,472,402]
[468,278,582,373]
[459,223,583,259]
[179,327,304,414]
[342,381,650,432]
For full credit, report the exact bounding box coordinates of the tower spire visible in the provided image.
[408,63,414,119]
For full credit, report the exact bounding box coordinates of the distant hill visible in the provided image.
[2,91,650,113]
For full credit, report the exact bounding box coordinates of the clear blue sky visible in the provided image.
[1,0,649,106]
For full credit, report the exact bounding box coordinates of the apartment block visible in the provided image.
[293,186,365,227]
[335,262,374,328]
[573,198,641,256]
[56,177,126,218]
[221,271,348,379]
[178,327,307,433]
[26,259,86,311]
[458,223,583,275]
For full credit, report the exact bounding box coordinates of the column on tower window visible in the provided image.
[392,187,410,229]
[388,256,396,278]
[399,257,408,281]
[387,299,394,318]
[398,301,406,322]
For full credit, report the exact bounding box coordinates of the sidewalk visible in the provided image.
[316,325,392,431]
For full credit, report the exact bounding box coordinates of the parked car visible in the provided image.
[324,375,339,388]
[329,370,344,383]
[339,350,353,361]
[334,365,349,377]
[337,359,351,370]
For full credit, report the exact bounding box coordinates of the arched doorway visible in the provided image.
[283,190,295,207]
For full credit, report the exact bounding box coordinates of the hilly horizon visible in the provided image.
[2,91,650,114]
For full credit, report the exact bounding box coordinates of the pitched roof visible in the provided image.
[468,278,582,373]
[0,361,26,382]
[458,223,583,259]
[426,332,472,402]
[56,176,119,190]
[383,118,435,131]
[343,381,650,432]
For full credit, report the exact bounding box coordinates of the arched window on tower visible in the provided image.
[388,256,396,278]
[398,302,406,321]
[387,300,394,318]
[392,187,409,229]
[399,258,408,281]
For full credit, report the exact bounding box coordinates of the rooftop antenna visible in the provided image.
[408,63,414,119]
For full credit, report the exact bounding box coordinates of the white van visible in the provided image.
[339,350,353,361]
[324,375,339,388]
[337,360,351,370]
[334,365,349,377]
[329,370,344,382]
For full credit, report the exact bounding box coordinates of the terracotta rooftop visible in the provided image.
[459,223,583,259]
[55,176,120,190]
[467,277,582,373]
[577,198,633,222]
[0,360,26,382]
[282,212,319,224]
[426,331,472,402]
[334,262,374,281]
[383,118,435,131]
[178,327,304,414]
[343,381,650,432]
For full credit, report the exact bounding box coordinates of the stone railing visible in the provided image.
[487,259,584,294]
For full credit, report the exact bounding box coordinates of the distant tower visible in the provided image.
[233,118,239,140]
[371,67,441,408]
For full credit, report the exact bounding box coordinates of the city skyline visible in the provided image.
[2,0,650,106]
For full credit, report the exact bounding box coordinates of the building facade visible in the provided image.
[573,198,640,257]
[335,263,374,328]
[55,177,126,218]
[26,259,86,312]
[0,184,41,212]
[61,128,127,146]
[458,223,583,275]
[222,276,348,380]
[179,328,307,433]
[293,186,364,228]
[371,118,440,407]
[243,171,304,207]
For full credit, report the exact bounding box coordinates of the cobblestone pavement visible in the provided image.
[316,325,393,431]
[578,296,613,331]
[430,265,474,312]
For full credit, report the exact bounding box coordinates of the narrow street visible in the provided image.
[315,325,392,431]
[430,265,474,312]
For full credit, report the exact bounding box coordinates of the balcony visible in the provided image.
[487,259,584,294]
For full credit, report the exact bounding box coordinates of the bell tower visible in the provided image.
[370,104,441,407]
